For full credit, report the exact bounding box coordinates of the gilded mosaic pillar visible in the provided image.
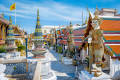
[0,24,2,40]
[2,25,5,40]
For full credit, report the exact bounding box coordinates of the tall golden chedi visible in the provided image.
[31,9,46,58]
[4,16,17,53]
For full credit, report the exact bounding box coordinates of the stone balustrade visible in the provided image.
[33,60,42,80]
[0,59,27,64]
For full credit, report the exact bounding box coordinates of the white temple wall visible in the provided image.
[109,58,120,78]
[80,48,87,62]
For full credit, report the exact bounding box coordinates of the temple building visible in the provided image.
[0,13,26,46]
[49,7,120,79]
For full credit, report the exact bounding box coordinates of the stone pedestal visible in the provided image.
[4,39,17,53]
[32,40,46,58]
[79,71,111,80]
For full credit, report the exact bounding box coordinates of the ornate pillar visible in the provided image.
[0,24,2,40]
[2,25,5,40]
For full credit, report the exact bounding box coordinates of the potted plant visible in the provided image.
[63,49,67,57]
[58,46,62,53]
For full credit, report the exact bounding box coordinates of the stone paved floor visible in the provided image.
[45,49,79,80]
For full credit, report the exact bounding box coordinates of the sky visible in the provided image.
[0,0,120,33]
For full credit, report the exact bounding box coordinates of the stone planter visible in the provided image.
[72,59,78,66]
[63,54,66,57]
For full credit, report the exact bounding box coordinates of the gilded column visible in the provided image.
[2,25,5,40]
[0,24,2,40]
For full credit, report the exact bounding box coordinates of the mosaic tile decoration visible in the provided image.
[4,63,26,75]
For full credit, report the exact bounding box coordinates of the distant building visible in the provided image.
[42,25,66,35]
[98,8,119,16]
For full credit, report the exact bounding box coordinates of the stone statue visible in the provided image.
[67,22,75,57]
[89,13,104,77]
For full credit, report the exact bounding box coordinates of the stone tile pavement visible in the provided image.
[45,49,79,80]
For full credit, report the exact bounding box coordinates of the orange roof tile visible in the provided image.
[74,42,82,47]
[104,36,120,40]
[100,20,120,31]
[74,37,83,39]
[109,45,120,54]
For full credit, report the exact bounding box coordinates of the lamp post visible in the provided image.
[25,37,28,58]
[88,37,92,74]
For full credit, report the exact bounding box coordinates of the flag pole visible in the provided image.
[15,2,16,25]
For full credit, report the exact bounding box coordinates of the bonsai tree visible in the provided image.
[70,51,74,58]
[58,46,62,53]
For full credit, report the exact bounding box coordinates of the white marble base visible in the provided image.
[79,71,111,80]
[62,57,72,65]
[27,56,57,80]
[42,71,57,80]
[0,73,9,80]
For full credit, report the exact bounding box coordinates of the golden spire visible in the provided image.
[94,5,99,15]
[70,21,72,27]
[85,14,87,24]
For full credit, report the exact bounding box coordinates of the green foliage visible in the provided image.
[53,45,55,47]
[58,46,62,53]
[0,45,6,53]
[70,51,74,56]
[17,44,25,51]
[13,66,17,70]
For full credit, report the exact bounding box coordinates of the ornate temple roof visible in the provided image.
[100,20,120,31]
[99,18,120,56]
[59,22,86,49]
[6,16,15,39]
[34,9,43,40]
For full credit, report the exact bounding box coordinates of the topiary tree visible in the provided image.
[58,46,62,53]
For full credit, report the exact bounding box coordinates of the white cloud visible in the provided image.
[0,0,95,21]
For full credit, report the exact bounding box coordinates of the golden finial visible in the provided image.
[2,12,4,17]
[85,14,87,24]
[70,21,72,27]
[94,5,99,15]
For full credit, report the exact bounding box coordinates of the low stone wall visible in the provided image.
[0,59,27,78]
[33,60,42,80]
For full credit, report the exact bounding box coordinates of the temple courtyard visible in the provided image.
[28,48,79,80]
[46,49,78,80]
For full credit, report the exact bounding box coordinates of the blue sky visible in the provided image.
[0,0,120,33]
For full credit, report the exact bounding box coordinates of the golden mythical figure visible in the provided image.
[89,12,104,77]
